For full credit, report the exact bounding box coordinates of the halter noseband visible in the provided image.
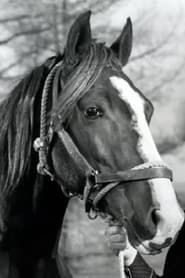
[33,55,173,219]
[84,162,172,216]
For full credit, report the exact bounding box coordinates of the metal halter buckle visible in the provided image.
[84,170,100,217]
[33,137,45,152]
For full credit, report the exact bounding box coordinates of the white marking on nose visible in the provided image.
[110,76,161,162]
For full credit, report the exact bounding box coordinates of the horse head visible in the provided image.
[38,11,184,255]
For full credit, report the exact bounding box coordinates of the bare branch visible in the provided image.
[0,13,43,24]
[0,75,22,81]
[148,57,185,100]
[0,52,36,76]
[0,60,23,76]
[89,0,119,14]
[65,0,120,16]
[131,16,179,62]
[0,45,55,76]
[0,26,51,45]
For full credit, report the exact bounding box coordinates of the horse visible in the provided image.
[0,11,183,278]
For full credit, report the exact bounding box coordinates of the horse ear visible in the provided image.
[64,11,92,63]
[111,17,132,66]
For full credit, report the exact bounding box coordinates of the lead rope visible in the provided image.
[119,251,126,278]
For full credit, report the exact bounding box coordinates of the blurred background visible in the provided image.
[0,0,185,277]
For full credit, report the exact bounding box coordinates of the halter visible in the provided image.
[33,48,173,218]
[57,128,172,218]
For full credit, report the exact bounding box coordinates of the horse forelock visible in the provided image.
[52,42,121,128]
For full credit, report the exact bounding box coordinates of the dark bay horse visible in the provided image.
[0,11,183,278]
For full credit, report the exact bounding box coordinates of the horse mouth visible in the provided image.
[149,238,172,250]
[120,217,166,255]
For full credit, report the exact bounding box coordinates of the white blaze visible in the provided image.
[110,76,161,162]
[110,76,184,252]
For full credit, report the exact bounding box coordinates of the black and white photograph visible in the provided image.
[0,0,185,277]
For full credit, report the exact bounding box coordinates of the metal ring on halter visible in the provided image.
[88,209,98,220]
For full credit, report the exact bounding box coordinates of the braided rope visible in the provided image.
[34,61,63,177]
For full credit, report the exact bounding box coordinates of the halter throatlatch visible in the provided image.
[33,45,173,220]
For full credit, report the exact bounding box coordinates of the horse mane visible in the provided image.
[0,56,61,199]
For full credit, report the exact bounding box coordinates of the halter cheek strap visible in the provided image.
[57,129,94,175]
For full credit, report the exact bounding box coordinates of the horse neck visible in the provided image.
[33,175,70,224]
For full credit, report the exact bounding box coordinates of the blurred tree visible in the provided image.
[1,0,184,99]
[0,0,185,153]
[0,0,121,81]
[126,6,185,101]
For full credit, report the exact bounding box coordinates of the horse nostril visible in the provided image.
[141,208,161,239]
[145,208,161,238]
[151,209,160,227]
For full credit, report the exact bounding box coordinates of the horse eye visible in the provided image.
[84,106,103,119]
